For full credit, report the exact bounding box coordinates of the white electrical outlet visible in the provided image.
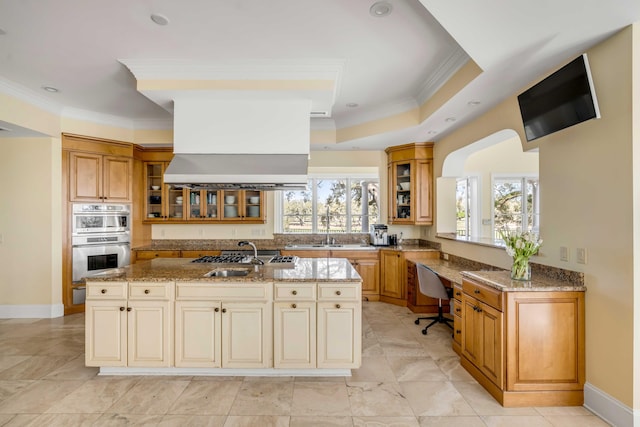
[577,248,587,264]
[560,246,569,262]
[442,253,449,260]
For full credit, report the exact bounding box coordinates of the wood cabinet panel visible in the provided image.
[222,302,272,368]
[274,302,316,368]
[127,299,172,367]
[317,301,361,368]
[69,152,131,202]
[85,300,127,367]
[175,301,222,368]
[380,250,403,300]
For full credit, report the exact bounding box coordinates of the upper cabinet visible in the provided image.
[66,139,133,203]
[385,142,434,225]
[141,154,265,224]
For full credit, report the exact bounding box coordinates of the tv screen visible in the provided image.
[517,54,600,142]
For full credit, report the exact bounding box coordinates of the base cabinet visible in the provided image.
[175,301,221,367]
[222,302,272,368]
[274,302,316,368]
[460,277,585,407]
[317,302,361,368]
[85,281,173,367]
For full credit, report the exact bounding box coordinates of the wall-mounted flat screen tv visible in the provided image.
[517,53,600,142]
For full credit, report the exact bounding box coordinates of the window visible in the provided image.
[456,176,479,237]
[279,176,379,234]
[493,176,540,238]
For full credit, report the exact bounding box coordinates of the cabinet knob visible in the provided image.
[474,289,480,294]
[101,289,107,294]
[335,304,341,309]
[144,289,150,294]
[455,291,461,297]
[214,307,219,312]
[127,307,132,312]
[456,329,461,334]
[120,306,125,311]
[155,253,160,257]
[222,308,227,313]
[336,290,341,296]
[455,308,461,313]
[291,304,297,309]
[292,290,298,295]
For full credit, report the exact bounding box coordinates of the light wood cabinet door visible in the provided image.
[380,250,404,299]
[103,156,132,202]
[317,301,361,368]
[85,300,127,367]
[414,158,433,224]
[221,302,272,368]
[462,294,503,388]
[127,300,173,367]
[353,257,380,296]
[175,301,222,368]
[506,291,585,392]
[69,152,102,202]
[274,302,316,368]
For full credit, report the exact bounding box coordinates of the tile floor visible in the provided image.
[0,301,610,427]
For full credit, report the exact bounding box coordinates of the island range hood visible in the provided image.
[164,97,310,190]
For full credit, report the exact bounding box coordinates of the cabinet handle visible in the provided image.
[222,308,227,313]
[120,306,125,311]
[214,307,219,312]
[291,304,297,309]
[455,308,461,313]
[474,289,480,294]
[101,289,107,294]
[336,290,341,296]
[292,290,298,295]
[144,289,150,294]
[335,304,341,309]
[127,307,132,312]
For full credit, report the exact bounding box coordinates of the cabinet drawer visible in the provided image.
[318,283,359,301]
[129,282,174,300]
[452,299,462,317]
[462,280,502,311]
[453,284,463,301]
[176,282,272,300]
[86,281,127,299]
[274,283,316,301]
[181,250,221,258]
[136,250,181,260]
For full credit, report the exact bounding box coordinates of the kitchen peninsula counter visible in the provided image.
[84,257,363,376]
[88,257,362,283]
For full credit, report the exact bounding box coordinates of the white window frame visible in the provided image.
[456,175,480,238]
[491,173,540,238]
[275,172,379,234]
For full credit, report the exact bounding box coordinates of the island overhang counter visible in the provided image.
[84,257,362,377]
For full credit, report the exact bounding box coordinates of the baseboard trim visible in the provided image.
[584,381,636,427]
[99,367,352,377]
[0,304,64,319]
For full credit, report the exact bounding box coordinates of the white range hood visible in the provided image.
[164,97,311,190]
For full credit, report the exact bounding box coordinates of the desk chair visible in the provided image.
[414,263,454,335]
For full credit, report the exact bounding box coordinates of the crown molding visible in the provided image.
[0,76,63,115]
[415,46,470,105]
[133,118,173,130]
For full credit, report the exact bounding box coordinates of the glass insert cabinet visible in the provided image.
[143,162,265,223]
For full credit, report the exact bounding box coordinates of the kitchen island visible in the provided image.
[84,257,362,376]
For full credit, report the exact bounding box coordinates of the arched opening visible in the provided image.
[436,129,539,244]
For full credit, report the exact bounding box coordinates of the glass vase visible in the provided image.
[511,257,531,281]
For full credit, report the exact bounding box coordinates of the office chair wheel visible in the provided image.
[422,329,428,335]
[414,319,420,325]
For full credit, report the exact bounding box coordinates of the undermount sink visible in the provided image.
[284,244,376,251]
[204,269,250,277]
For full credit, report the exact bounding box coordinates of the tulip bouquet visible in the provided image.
[499,229,543,280]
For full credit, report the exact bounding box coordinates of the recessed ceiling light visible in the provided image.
[346,102,359,108]
[42,86,59,93]
[150,13,170,26]
[427,131,437,135]
[445,117,456,122]
[467,101,481,106]
[369,1,393,18]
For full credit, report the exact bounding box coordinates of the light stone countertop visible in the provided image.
[419,259,586,292]
[84,257,362,283]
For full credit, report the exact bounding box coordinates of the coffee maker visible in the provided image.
[369,224,389,246]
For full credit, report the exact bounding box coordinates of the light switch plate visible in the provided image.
[560,246,569,262]
[577,248,587,264]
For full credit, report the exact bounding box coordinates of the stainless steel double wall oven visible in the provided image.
[71,203,131,286]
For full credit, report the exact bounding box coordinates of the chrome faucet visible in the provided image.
[238,241,264,265]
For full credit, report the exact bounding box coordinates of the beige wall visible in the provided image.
[0,137,62,308]
[432,26,636,408]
